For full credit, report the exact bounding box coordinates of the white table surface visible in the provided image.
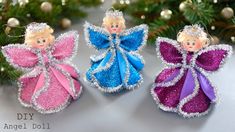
[1,1,235,132]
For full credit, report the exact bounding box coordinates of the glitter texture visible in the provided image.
[105,10,123,18]
[26,23,49,34]
[84,21,148,93]
[151,37,233,118]
[1,30,82,114]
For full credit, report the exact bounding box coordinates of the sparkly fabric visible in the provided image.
[196,71,216,101]
[126,52,144,71]
[119,29,145,51]
[84,22,148,93]
[87,28,110,50]
[51,34,76,61]
[180,69,195,100]
[19,69,44,105]
[55,63,79,79]
[3,46,38,69]
[152,37,232,117]
[196,49,227,71]
[181,88,210,113]
[2,31,82,114]
[155,70,187,108]
[127,63,141,85]
[35,68,71,110]
[155,68,180,83]
[159,41,183,64]
[94,53,122,88]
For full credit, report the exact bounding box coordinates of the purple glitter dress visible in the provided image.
[151,37,232,118]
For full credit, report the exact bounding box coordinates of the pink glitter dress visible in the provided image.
[2,31,82,114]
[151,37,232,118]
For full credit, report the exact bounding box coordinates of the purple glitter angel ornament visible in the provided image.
[151,24,233,118]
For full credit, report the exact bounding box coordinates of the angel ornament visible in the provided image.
[151,25,232,118]
[84,10,148,93]
[2,23,82,114]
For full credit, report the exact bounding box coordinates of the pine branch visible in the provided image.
[183,0,215,25]
[0,0,102,84]
[114,0,235,44]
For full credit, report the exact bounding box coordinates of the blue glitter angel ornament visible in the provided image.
[84,9,148,93]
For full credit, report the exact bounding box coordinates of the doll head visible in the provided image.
[102,10,126,34]
[177,24,210,52]
[25,23,55,49]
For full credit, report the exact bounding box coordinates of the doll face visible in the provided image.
[106,22,123,34]
[26,33,55,49]
[30,35,50,49]
[181,36,204,52]
[103,17,125,34]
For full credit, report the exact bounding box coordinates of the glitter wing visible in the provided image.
[51,31,79,62]
[194,44,233,73]
[1,44,39,71]
[156,37,184,66]
[84,22,110,50]
[119,24,148,51]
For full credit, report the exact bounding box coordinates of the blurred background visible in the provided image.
[0,1,235,132]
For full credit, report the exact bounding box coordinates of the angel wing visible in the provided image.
[154,37,186,87]
[156,37,184,67]
[193,44,233,73]
[119,24,148,51]
[50,31,81,99]
[51,31,79,62]
[1,44,39,71]
[84,22,110,50]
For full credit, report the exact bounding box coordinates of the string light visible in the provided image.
[125,0,130,5]
[197,0,202,3]
[0,67,5,72]
[144,7,148,12]
[119,0,130,5]
[211,26,215,30]
[231,36,235,42]
[141,15,145,19]
[61,0,67,6]
[213,0,218,3]
[120,0,124,4]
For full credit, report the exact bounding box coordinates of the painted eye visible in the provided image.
[42,39,46,43]
[187,42,190,45]
[116,25,118,28]
[192,42,195,46]
[111,25,114,28]
[37,40,40,43]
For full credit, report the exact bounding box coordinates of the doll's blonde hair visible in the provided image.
[102,10,126,30]
[24,23,55,45]
[177,24,210,47]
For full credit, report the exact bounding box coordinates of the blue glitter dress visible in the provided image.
[84,22,148,93]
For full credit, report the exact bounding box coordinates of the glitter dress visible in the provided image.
[84,22,148,93]
[2,31,82,114]
[151,37,232,117]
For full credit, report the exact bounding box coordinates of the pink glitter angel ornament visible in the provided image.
[2,23,82,114]
[151,24,233,118]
